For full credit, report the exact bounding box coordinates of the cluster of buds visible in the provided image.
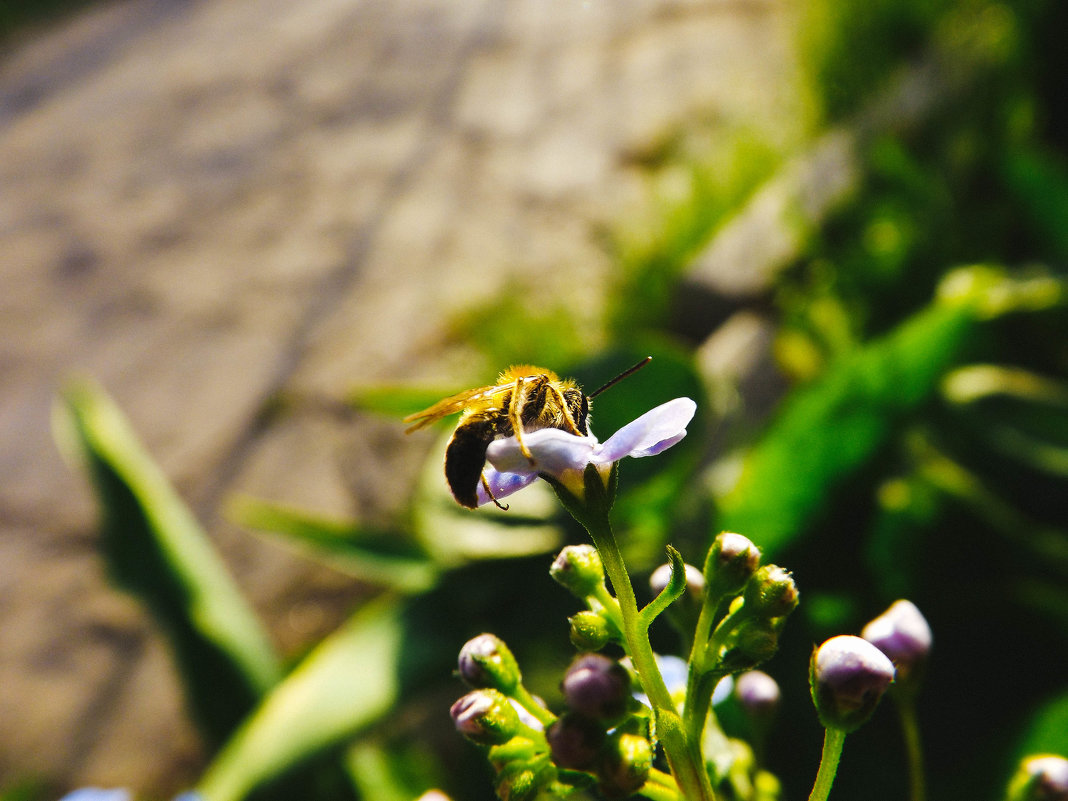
[450,635,654,800]
[690,533,799,676]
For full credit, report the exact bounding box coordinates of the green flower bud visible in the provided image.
[457,634,522,695]
[742,565,799,618]
[705,532,762,597]
[1006,754,1068,801]
[450,689,521,745]
[809,635,895,733]
[550,544,605,598]
[723,618,784,670]
[598,731,653,798]
[569,610,613,651]
[495,759,555,801]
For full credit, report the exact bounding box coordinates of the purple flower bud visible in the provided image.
[562,654,631,722]
[705,532,762,596]
[1008,755,1068,801]
[649,561,705,600]
[458,634,521,694]
[810,635,895,732]
[861,600,932,687]
[450,689,520,745]
[734,670,781,722]
[551,544,605,598]
[546,712,606,769]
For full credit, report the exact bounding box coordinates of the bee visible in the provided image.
[403,358,651,509]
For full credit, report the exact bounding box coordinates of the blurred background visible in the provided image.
[2,0,1067,799]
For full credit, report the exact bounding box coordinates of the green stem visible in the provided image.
[808,728,847,801]
[511,684,556,728]
[897,699,926,801]
[587,516,717,801]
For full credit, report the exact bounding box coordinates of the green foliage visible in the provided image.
[607,132,784,338]
[1012,690,1068,765]
[716,299,976,555]
[54,381,282,746]
[227,497,438,594]
[196,599,406,801]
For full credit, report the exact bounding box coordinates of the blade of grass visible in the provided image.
[227,496,439,594]
[53,380,282,744]
[196,598,405,801]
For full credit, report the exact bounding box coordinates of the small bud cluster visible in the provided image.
[450,634,653,800]
[696,534,799,674]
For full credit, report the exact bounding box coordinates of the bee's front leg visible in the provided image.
[509,376,536,465]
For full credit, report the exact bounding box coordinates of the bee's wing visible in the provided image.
[402,384,511,432]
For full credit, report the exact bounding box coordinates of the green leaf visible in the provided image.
[345,741,442,801]
[53,380,281,744]
[1012,689,1068,760]
[228,496,439,594]
[715,301,976,554]
[196,598,405,801]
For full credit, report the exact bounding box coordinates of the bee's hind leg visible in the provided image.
[481,472,509,511]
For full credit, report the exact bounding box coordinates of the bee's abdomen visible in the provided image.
[445,419,496,508]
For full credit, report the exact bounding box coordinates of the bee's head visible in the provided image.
[563,387,590,435]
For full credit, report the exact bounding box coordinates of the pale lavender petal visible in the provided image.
[596,398,696,462]
[486,429,597,475]
[475,468,538,507]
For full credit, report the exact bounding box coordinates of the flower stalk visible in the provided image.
[568,464,716,801]
[808,727,847,801]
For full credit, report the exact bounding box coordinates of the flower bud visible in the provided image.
[734,670,781,724]
[569,610,613,651]
[809,635,895,733]
[1007,754,1068,801]
[649,561,705,600]
[705,532,762,597]
[494,759,555,801]
[861,599,932,689]
[598,731,653,798]
[562,654,631,722]
[742,565,799,619]
[723,618,783,670]
[550,544,606,598]
[450,689,521,745]
[486,736,539,770]
[458,634,522,694]
[546,712,606,769]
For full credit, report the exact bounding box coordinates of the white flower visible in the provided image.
[474,398,697,507]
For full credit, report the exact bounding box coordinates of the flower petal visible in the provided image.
[486,429,598,475]
[596,398,696,462]
[475,467,539,507]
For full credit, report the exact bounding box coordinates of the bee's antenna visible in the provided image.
[588,356,652,398]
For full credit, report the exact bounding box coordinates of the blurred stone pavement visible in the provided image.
[0,0,801,793]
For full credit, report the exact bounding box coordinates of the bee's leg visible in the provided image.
[509,377,536,464]
[548,384,585,435]
[481,472,509,510]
